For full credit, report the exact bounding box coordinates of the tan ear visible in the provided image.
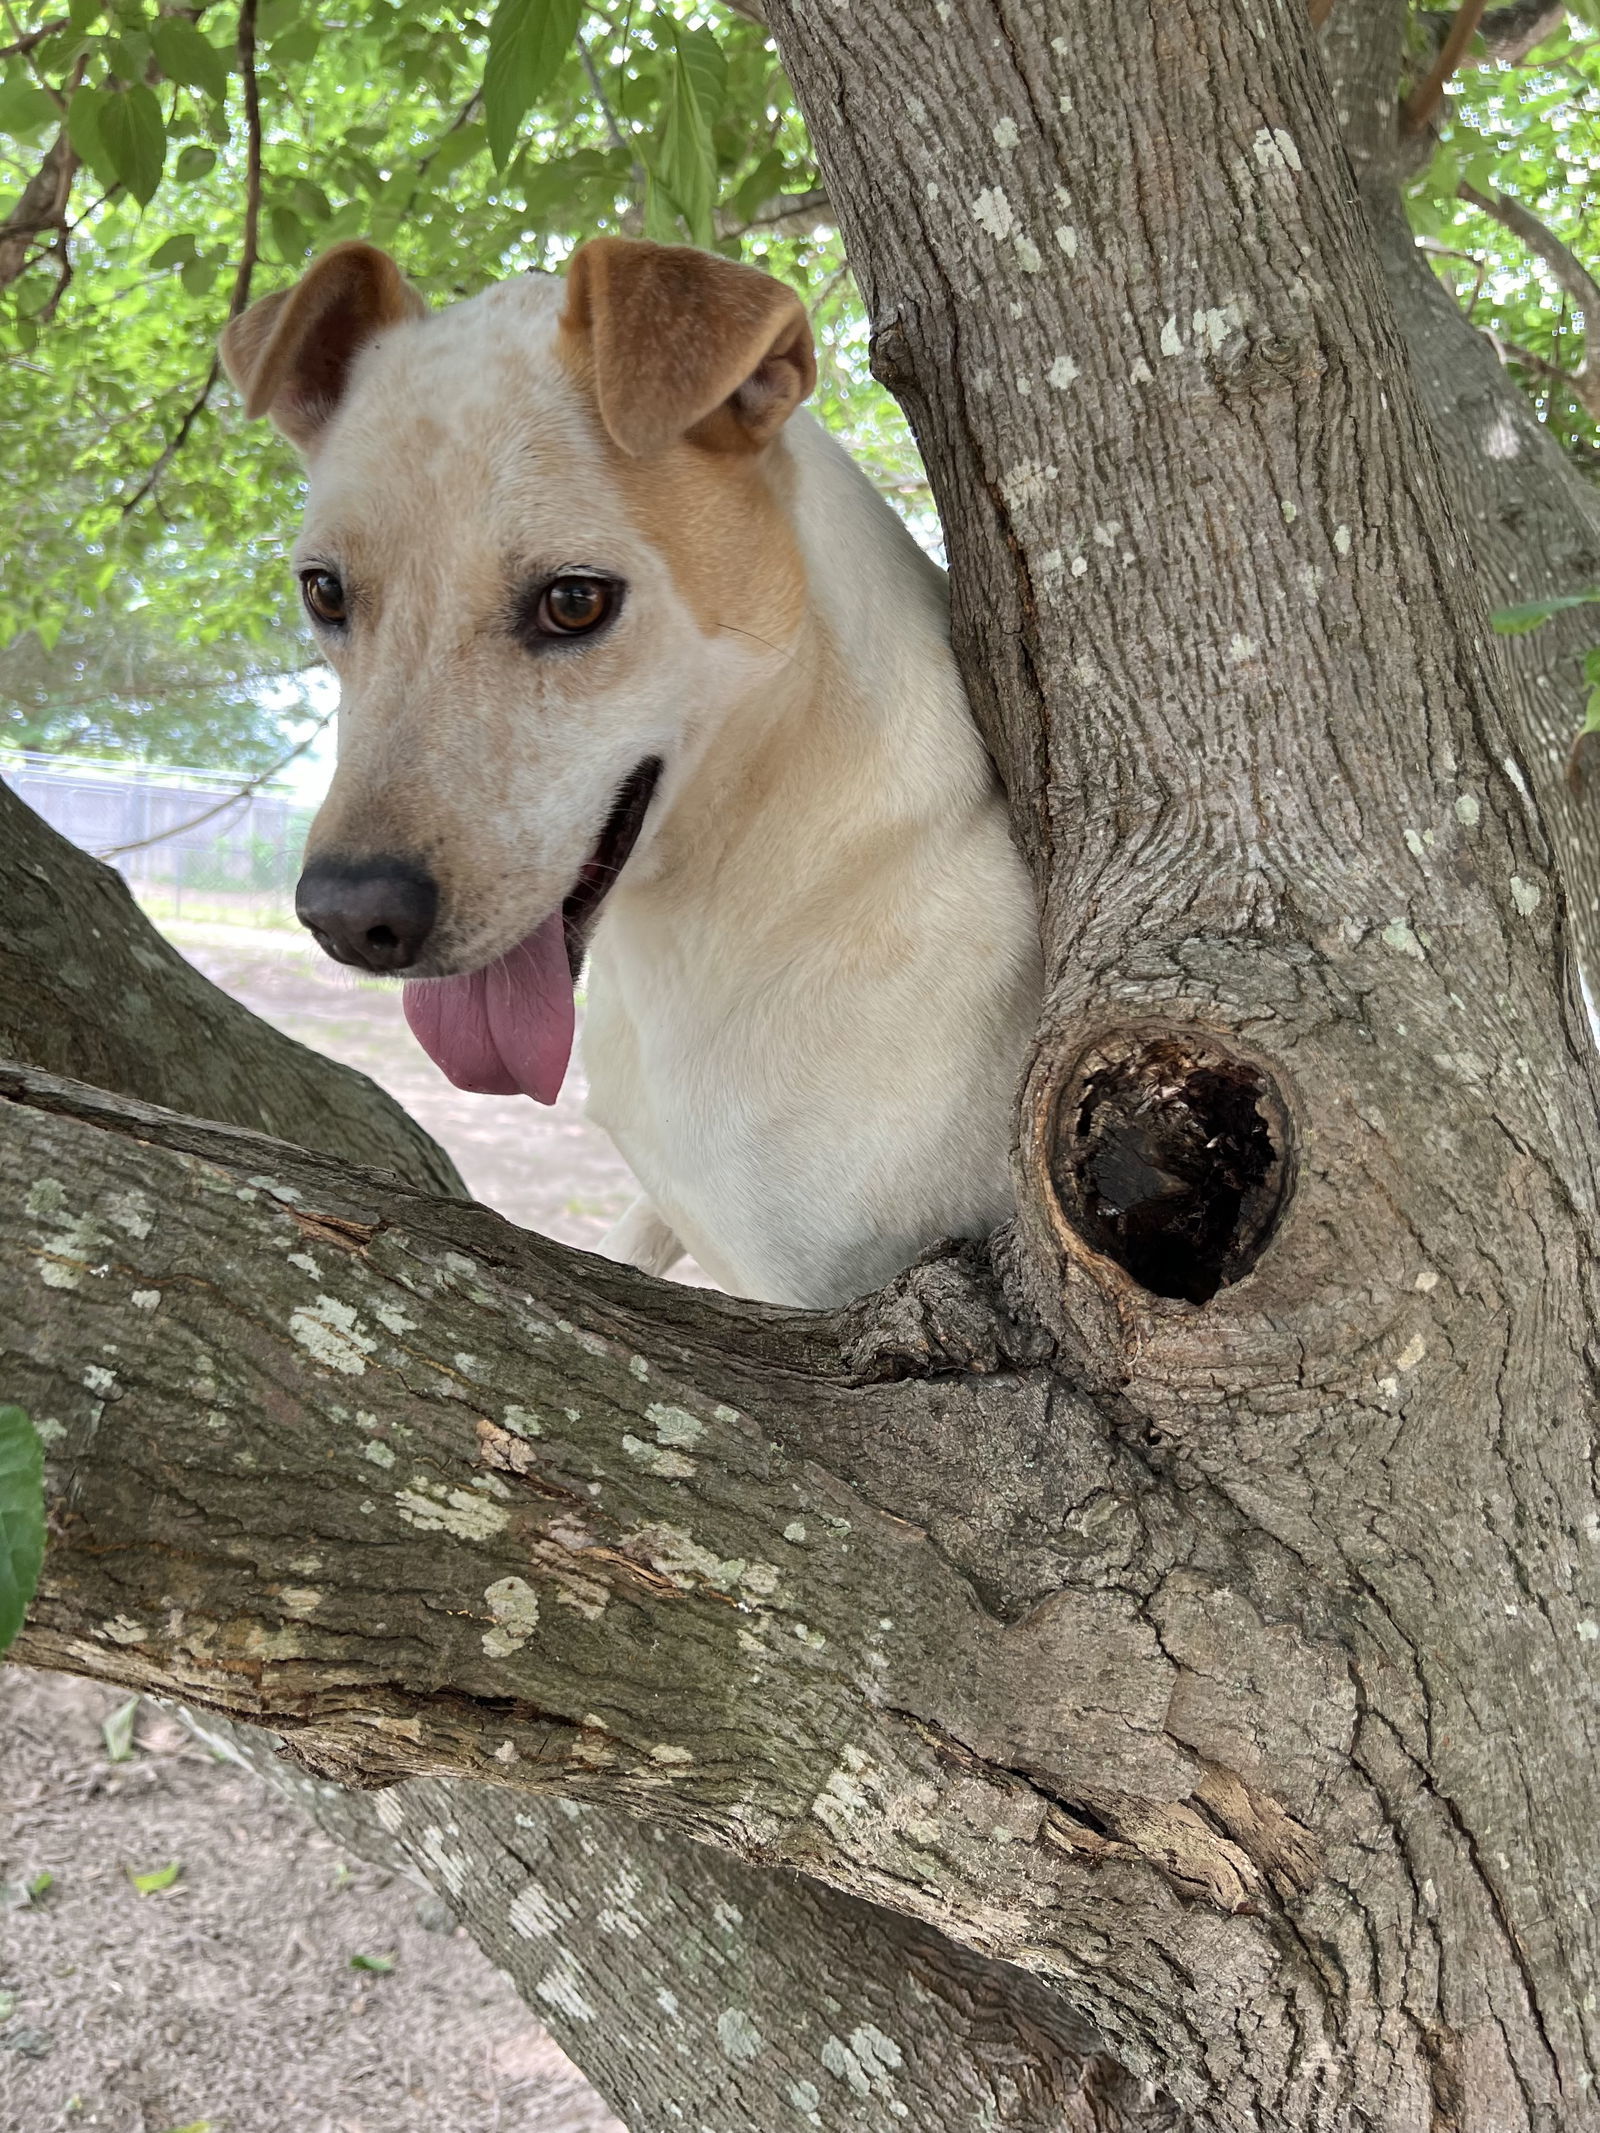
[560,237,816,458]
[220,241,427,452]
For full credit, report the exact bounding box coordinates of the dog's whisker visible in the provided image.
[714,621,787,656]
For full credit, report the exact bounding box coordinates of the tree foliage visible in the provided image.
[0,0,1594,767]
[1409,3,1600,465]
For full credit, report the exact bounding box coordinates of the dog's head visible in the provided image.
[221,236,815,1101]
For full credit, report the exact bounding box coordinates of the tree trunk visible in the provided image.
[7,0,1600,2126]
[1324,0,1600,1002]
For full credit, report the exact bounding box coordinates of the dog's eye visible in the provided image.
[535,576,616,637]
[299,569,347,627]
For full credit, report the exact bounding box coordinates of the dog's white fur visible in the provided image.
[229,254,1041,1309]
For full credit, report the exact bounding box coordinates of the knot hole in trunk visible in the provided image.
[1050,1033,1291,1305]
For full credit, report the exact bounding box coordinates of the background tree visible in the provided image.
[5,1,1600,2129]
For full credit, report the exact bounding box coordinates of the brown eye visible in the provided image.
[535,575,615,637]
[299,569,347,627]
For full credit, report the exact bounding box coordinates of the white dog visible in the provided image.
[222,239,1041,1308]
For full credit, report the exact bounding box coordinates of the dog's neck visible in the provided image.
[629,412,995,915]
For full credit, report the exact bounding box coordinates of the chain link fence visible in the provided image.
[2,749,316,929]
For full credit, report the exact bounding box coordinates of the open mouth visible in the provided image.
[400,756,663,1108]
[560,755,663,978]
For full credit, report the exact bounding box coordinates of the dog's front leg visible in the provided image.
[598,1195,687,1279]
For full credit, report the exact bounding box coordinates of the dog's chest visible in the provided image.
[577,893,1027,1308]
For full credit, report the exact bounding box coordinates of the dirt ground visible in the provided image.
[166,921,642,1249]
[2,922,648,2133]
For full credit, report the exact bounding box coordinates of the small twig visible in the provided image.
[1459,181,1600,326]
[413,86,482,185]
[94,704,336,859]
[1402,0,1490,134]
[120,0,260,519]
[230,0,262,324]
[715,187,832,242]
[0,14,67,61]
[577,26,647,201]
[36,232,72,322]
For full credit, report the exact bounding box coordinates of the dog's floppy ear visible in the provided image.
[561,237,815,458]
[220,241,427,452]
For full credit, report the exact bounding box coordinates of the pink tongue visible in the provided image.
[402,914,574,1106]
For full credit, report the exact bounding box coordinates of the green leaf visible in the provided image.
[65,85,116,189]
[673,22,728,123]
[651,27,720,248]
[290,178,333,224]
[0,1407,45,1661]
[27,1868,54,1901]
[0,79,60,140]
[146,233,198,271]
[270,23,322,68]
[174,144,216,182]
[643,172,681,244]
[128,1860,182,1895]
[180,254,219,297]
[150,19,231,104]
[423,121,487,184]
[1490,590,1600,634]
[483,0,582,170]
[269,204,308,261]
[100,85,167,207]
[349,1951,395,1973]
[102,1695,140,1763]
[158,2122,214,2133]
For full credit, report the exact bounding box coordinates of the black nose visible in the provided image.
[295,856,438,973]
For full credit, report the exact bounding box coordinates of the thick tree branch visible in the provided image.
[762,0,1600,2123]
[0,126,77,292]
[214,1714,1178,2132]
[0,780,464,1196]
[1323,0,1600,991]
[1477,0,1567,61]
[0,14,67,59]
[3,1058,1339,2118]
[1458,180,1600,415]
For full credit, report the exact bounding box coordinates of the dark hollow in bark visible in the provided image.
[1051,1034,1289,1304]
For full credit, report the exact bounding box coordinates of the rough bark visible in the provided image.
[1323,0,1600,1000]
[760,0,1600,2124]
[8,0,1600,2126]
[0,789,1163,2132]
[205,1714,1168,2133]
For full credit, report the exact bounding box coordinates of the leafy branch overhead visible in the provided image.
[1,0,1596,775]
